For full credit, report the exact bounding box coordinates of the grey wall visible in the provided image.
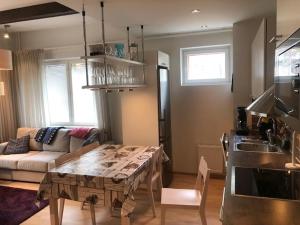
[14,16,277,173]
[138,31,234,173]
[16,25,234,173]
[109,31,234,173]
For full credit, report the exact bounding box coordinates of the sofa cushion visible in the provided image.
[17,128,43,151]
[4,135,30,155]
[70,136,84,153]
[17,151,66,172]
[69,129,99,153]
[43,129,71,153]
[0,142,8,154]
[0,151,38,169]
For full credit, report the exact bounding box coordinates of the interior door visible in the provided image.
[157,66,173,187]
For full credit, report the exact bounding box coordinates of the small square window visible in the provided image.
[180,45,231,86]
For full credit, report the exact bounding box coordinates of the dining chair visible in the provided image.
[160,156,210,225]
[219,133,228,222]
[146,145,163,217]
[220,132,228,172]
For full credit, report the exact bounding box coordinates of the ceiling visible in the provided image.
[1,0,276,36]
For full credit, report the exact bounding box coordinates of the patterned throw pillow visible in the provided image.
[81,133,99,147]
[4,135,30,155]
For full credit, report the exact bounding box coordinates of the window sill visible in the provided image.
[181,81,231,87]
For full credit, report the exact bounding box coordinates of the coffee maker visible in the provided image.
[236,107,249,135]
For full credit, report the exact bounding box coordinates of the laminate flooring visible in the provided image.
[0,173,224,225]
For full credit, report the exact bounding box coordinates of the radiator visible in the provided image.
[196,144,224,175]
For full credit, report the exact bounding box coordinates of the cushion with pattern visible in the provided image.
[4,135,30,155]
[81,133,99,147]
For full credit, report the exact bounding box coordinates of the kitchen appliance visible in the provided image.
[236,107,249,135]
[157,52,173,187]
[275,28,300,130]
[233,166,300,201]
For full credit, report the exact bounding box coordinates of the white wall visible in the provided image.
[17,26,234,173]
[143,31,234,173]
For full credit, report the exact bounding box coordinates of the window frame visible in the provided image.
[43,59,97,127]
[180,45,231,86]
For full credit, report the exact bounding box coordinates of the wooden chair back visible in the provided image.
[195,156,210,210]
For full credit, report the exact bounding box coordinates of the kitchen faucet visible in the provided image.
[257,116,277,143]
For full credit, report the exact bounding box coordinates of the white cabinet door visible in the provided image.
[277,0,300,46]
[251,18,266,99]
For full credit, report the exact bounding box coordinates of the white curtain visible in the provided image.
[13,49,46,128]
[0,70,18,142]
[94,90,110,129]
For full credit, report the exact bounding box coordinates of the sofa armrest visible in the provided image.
[48,159,56,171]
[0,142,8,154]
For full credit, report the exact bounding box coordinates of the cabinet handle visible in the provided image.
[269,35,283,44]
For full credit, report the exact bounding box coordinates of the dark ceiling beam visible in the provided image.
[0,2,78,25]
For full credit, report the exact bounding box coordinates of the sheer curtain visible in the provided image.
[0,70,18,142]
[13,49,46,128]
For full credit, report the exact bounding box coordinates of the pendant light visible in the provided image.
[3,25,10,39]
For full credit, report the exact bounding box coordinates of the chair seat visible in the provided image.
[161,188,201,207]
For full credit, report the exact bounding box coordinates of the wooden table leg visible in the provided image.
[120,198,136,225]
[90,203,96,225]
[49,197,59,225]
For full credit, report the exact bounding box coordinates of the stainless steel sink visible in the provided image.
[240,138,268,144]
[235,143,281,153]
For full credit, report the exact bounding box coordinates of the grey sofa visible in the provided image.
[0,127,99,183]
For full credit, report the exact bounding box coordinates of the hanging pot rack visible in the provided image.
[81,1,146,91]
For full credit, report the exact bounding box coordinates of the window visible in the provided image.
[180,45,231,86]
[44,61,97,126]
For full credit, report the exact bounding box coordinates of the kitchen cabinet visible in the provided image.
[276,0,300,46]
[251,19,266,99]
[251,16,276,100]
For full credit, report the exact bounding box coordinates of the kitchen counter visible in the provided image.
[223,134,300,225]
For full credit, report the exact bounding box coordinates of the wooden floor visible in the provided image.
[0,174,224,225]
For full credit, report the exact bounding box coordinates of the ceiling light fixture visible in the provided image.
[192,9,200,14]
[3,25,10,39]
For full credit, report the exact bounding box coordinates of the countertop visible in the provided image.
[223,134,300,225]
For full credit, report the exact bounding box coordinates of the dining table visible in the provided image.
[37,143,163,225]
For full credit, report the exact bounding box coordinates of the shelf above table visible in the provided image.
[82,84,147,90]
[81,55,146,66]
